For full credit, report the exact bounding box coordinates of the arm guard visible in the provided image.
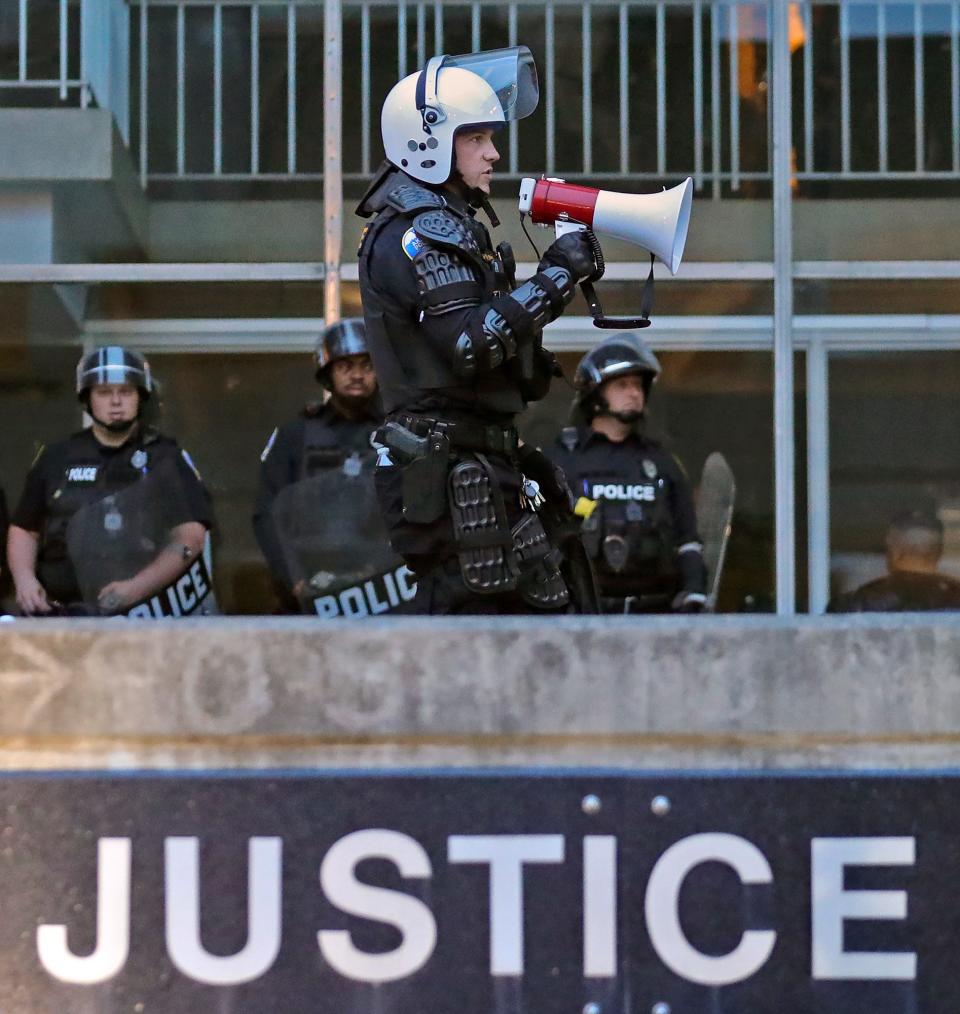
[453,266,576,380]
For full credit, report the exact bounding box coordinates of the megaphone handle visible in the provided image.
[639,252,656,319]
[582,254,656,330]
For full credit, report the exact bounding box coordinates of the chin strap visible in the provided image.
[91,414,138,436]
[477,195,500,227]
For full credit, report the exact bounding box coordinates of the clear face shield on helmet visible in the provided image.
[381,46,539,187]
[418,47,539,130]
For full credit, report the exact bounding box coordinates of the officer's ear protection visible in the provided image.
[415,56,448,133]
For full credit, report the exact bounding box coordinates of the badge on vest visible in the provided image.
[66,466,99,483]
[643,459,658,480]
[401,228,425,260]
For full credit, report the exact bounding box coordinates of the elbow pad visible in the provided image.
[453,266,576,379]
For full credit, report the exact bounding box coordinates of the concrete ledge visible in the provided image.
[1,614,958,770]
[0,110,117,181]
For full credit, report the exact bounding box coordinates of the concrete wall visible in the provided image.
[2,614,959,771]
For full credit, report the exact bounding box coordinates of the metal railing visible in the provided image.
[0,0,131,144]
[0,0,87,101]
[121,0,772,189]
[2,0,959,188]
[119,0,960,189]
[799,0,960,180]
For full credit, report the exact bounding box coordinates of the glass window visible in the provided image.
[146,351,325,615]
[828,351,960,605]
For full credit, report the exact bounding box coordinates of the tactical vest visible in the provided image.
[357,171,524,417]
[300,413,376,478]
[38,430,178,600]
[559,429,679,595]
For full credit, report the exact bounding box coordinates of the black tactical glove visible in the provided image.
[538,230,603,284]
[671,590,707,614]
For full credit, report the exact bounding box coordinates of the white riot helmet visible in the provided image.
[381,46,539,186]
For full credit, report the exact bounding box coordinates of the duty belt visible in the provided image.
[390,413,519,456]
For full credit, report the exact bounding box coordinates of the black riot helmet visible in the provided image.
[574,332,661,421]
[314,318,369,387]
[76,346,153,402]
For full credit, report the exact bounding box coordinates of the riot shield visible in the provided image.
[696,451,736,613]
[270,454,417,617]
[65,457,217,618]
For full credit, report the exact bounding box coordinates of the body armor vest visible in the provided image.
[357,170,525,418]
[556,431,679,596]
[302,416,347,475]
[300,412,377,478]
[38,431,176,599]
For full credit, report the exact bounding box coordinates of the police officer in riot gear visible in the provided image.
[356,46,599,614]
[547,332,707,614]
[7,347,214,616]
[252,318,384,609]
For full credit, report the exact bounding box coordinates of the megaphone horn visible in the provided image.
[518,177,693,275]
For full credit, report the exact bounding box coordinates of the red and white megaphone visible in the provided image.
[518,176,693,327]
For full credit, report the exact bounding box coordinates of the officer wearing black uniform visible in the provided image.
[357,46,599,614]
[7,347,213,616]
[547,333,707,614]
[829,509,960,612]
[252,318,383,608]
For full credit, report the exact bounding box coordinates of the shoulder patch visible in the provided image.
[260,427,279,463]
[402,227,425,260]
[181,448,203,480]
[386,183,445,214]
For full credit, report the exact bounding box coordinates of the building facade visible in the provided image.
[1,0,958,614]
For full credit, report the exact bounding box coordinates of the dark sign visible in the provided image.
[0,773,951,1013]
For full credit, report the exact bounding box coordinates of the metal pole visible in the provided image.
[324,0,343,325]
[251,3,260,174]
[213,1,222,175]
[806,333,830,614]
[176,2,185,175]
[710,2,720,199]
[692,0,703,188]
[19,0,28,83]
[728,2,738,190]
[287,3,297,174]
[772,0,795,614]
[59,0,68,99]
[140,0,148,186]
[656,1,666,177]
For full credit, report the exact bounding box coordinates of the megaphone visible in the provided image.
[518,176,693,328]
[519,177,692,274]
